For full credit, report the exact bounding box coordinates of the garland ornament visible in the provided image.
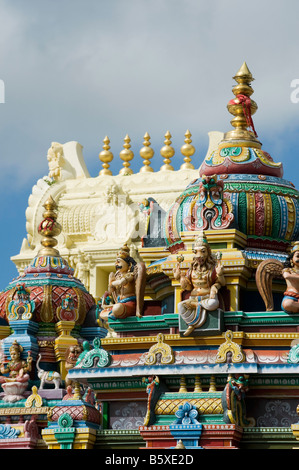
[145,333,174,365]
[216,330,245,363]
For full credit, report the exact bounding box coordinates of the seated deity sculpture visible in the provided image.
[173,232,225,336]
[98,243,146,325]
[0,340,32,384]
[281,246,299,314]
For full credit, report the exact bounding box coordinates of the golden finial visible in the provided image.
[38,196,62,256]
[119,134,134,175]
[139,132,154,172]
[224,62,260,145]
[99,136,113,176]
[180,129,195,169]
[234,61,253,81]
[160,131,175,171]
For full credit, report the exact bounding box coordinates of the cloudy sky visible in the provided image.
[0,0,299,289]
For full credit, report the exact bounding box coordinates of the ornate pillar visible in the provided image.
[54,320,77,379]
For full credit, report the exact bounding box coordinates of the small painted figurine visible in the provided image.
[98,243,146,324]
[0,340,32,383]
[173,232,225,336]
[282,246,299,313]
[56,294,78,322]
[65,343,83,387]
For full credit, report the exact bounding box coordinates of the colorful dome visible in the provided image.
[164,63,298,253]
[0,196,95,325]
[164,173,299,253]
[199,63,283,178]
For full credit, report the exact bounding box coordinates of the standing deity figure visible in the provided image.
[281,245,299,313]
[98,243,146,324]
[47,142,65,181]
[73,252,92,291]
[173,232,225,336]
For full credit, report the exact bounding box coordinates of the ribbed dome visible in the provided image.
[164,173,299,253]
[0,255,94,324]
[164,63,298,254]
[0,196,95,325]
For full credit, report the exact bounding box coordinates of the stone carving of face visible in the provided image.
[10,348,20,362]
[115,257,130,274]
[193,246,209,266]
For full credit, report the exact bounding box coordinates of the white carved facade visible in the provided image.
[11,133,223,301]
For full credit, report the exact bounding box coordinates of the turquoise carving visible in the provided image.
[287,343,299,363]
[0,424,21,439]
[219,147,242,157]
[58,413,74,429]
[8,284,35,321]
[170,401,202,449]
[174,402,200,425]
[76,337,111,368]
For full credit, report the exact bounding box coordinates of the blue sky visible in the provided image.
[1,0,299,290]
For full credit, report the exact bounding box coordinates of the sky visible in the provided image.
[0,0,299,290]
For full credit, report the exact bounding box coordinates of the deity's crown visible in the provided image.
[9,340,23,354]
[116,243,131,260]
[193,231,209,250]
[291,242,299,253]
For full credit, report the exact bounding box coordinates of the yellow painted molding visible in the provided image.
[0,326,12,340]
[73,428,97,450]
[41,427,97,450]
[41,429,60,450]
[54,320,78,379]
[101,331,299,350]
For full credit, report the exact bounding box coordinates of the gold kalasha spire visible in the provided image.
[180,129,195,169]
[224,62,261,146]
[234,61,253,81]
[119,134,134,175]
[38,196,62,256]
[139,132,154,172]
[99,136,113,176]
[160,131,175,171]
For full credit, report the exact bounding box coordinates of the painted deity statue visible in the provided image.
[173,232,225,336]
[98,243,146,324]
[0,340,32,402]
[0,340,32,384]
[255,242,299,313]
[65,344,83,388]
[281,246,299,313]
